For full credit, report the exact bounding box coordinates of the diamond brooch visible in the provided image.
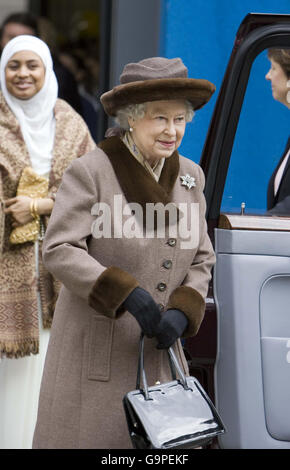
[180,174,196,189]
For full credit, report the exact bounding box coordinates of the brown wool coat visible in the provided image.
[33,136,216,449]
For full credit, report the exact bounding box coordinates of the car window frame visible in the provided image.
[200,14,290,226]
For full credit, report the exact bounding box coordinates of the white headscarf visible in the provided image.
[0,35,58,175]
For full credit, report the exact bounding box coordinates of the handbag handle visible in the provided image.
[136,332,150,400]
[136,333,189,400]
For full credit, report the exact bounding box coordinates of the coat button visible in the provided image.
[157,282,167,292]
[163,260,172,269]
[168,238,176,247]
[158,303,165,312]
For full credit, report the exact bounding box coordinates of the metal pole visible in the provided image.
[97,0,112,143]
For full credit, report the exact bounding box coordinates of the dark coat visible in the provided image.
[267,137,290,215]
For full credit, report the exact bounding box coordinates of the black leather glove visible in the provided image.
[123,287,161,338]
[155,309,188,349]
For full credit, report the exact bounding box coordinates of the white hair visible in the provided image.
[115,100,194,130]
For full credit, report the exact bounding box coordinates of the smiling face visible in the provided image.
[128,100,187,167]
[265,58,290,108]
[5,50,45,100]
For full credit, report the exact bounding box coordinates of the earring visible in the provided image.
[129,127,133,132]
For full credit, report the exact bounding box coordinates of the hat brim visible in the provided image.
[100,78,216,116]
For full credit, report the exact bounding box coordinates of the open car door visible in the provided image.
[185,13,290,449]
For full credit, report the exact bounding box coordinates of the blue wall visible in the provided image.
[160,0,290,213]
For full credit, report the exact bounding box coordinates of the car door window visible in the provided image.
[221,49,290,215]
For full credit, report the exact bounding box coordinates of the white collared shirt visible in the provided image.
[274,147,290,196]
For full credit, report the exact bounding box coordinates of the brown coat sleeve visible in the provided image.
[42,156,138,318]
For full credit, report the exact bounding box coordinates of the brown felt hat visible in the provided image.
[100,57,216,116]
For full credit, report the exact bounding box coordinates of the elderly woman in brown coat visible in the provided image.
[33,57,216,449]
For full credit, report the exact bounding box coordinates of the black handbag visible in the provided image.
[123,334,225,449]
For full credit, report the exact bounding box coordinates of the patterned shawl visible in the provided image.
[0,92,96,358]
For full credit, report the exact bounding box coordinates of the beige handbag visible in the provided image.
[9,167,48,245]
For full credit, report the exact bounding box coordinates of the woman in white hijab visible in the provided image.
[0,35,96,449]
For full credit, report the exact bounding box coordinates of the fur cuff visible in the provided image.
[89,266,139,318]
[167,286,205,337]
